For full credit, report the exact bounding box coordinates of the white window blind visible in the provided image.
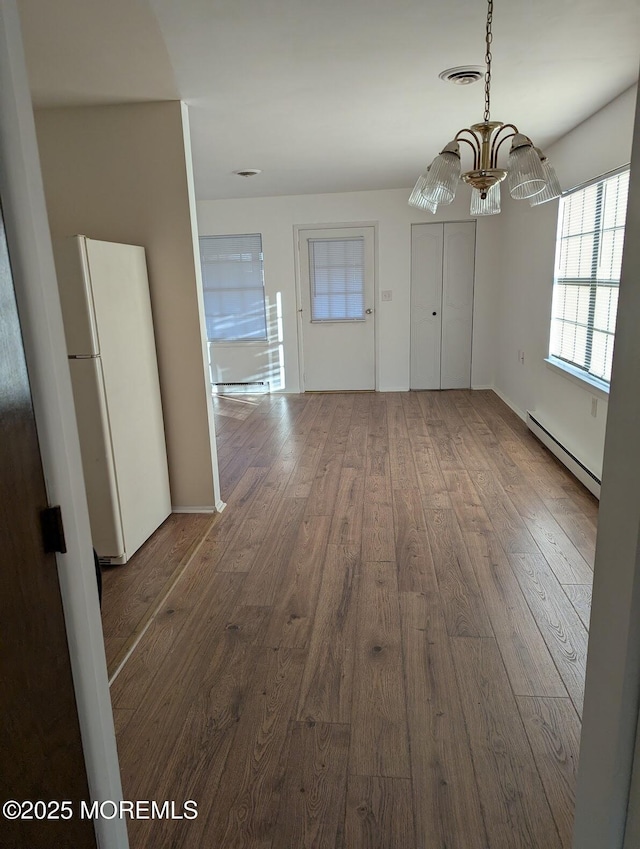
[199,233,267,342]
[550,169,629,384]
[309,237,365,322]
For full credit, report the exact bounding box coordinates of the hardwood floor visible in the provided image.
[101,512,214,676]
[108,390,596,848]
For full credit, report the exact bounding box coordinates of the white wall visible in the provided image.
[493,85,638,480]
[573,80,640,849]
[197,188,502,393]
[35,102,220,511]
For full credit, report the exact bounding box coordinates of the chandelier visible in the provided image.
[409,0,561,216]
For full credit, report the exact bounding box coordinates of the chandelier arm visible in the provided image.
[490,123,519,163]
[492,132,518,167]
[454,130,481,169]
[455,136,480,170]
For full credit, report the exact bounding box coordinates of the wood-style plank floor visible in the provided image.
[108,390,596,849]
[101,513,214,676]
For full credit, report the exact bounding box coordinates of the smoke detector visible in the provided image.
[438,66,484,85]
[233,169,262,177]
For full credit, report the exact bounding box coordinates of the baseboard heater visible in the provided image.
[526,411,601,499]
[212,381,269,394]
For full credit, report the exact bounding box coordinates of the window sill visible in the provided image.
[209,340,270,347]
[544,357,610,400]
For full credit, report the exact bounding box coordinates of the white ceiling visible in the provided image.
[18,0,640,200]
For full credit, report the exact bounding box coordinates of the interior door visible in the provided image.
[410,221,475,390]
[298,226,375,390]
[441,221,476,389]
[0,206,96,848]
[410,223,443,389]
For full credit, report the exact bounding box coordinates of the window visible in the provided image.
[308,237,365,322]
[199,233,267,342]
[549,168,630,385]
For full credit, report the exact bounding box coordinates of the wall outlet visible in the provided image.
[381,290,392,302]
[591,397,598,417]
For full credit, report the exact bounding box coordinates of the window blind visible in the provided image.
[550,169,629,383]
[309,237,365,322]
[199,233,267,342]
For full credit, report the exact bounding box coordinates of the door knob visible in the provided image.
[365,308,373,314]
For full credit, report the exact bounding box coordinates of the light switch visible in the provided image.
[381,290,392,302]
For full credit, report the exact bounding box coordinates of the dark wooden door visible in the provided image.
[0,204,96,847]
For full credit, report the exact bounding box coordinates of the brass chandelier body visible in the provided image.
[459,121,509,197]
[409,0,561,215]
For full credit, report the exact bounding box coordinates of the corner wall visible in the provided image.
[197,187,502,393]
[34,102,218,510]
[492,85,638,480]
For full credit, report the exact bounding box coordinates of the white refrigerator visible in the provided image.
[55,236,171,564]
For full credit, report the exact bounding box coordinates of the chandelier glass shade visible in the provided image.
[529,151,563,206]
[408,174,438,213]
[409,0,561,216]
[470,181,501,216]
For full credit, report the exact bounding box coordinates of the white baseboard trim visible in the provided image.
[471,384,494,390]
[215,500,227,513]
[172,506,216,514]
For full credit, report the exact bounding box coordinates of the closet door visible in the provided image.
[410,223,443,389]
[441,221,476,389]
[410,221,475,390]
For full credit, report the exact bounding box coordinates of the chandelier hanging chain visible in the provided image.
[484,0,493,123]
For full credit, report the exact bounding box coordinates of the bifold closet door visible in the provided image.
[410,223,443,390]
[410,221,475,390]
[441,221,476,388]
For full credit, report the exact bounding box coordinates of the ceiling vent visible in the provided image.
[438,66,484,85]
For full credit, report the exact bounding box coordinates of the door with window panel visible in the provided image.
[298,227,375,390]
